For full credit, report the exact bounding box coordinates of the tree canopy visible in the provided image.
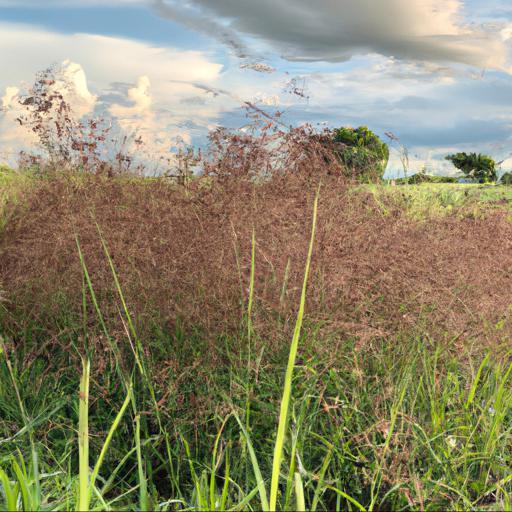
[501,172,512,185]
[333,126,389,183]
[445,152,496,183]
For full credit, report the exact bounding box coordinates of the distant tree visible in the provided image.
[407,173,457,184]
[445,152,496,183]
[501,172,512,185]
[333,126,389,183]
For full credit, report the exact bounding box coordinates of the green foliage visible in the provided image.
[500,172,512,185]
[406,173,458,184]
[333,126,389,183]
[445,152,497,183]
[3,324,512,510]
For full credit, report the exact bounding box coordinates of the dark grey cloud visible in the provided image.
[152,0,251,60]
[155,0,511,70]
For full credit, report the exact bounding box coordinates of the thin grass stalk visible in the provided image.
[75,238,114,353]
[247,228,256,348]
[465,353,490,410]
[311,448,333,511]
[244,228,257,485]
[230,222,245,337]
[210,415,230,510]
[89,386,132,500]
[232,410,269,511]
[279,257,291,312]
[78,357,90,512]
[96,228,178,494]
[135,414,149,511]
[369,379,408,512]
[78,237,159,501]
[220,443,230,511]
[98,233,145,373]
[183,436,207,510]
[269,184,320,510]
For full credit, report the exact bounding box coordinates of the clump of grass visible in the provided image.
[2,181,512,510]
[77,357,132,511]
[2,330,512,509]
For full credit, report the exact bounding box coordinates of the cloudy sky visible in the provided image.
[1,0,512,176]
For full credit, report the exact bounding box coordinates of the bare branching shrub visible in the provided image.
[203,122,346,185]
[16,65,144,175]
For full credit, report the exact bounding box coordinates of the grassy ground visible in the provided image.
[1,175,512,510]
[361,182,512,219]
[0,167,32,231]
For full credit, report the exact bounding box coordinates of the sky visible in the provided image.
[0,0,512,177]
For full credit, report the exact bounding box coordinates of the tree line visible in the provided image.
[332,126,508,184]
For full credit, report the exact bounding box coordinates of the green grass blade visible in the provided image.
[89,386,132,504]
[311,448,333,511]
[369,380,408,512]
[78,357,90,512]
[269,185,320,510]
[75,238,112,346]
[232,410,269,511]
[294,472,306,512]
[11,458,32,511]
[0,467,18,511]
[466,353,490,410]
[0,336,40,510]
[325,485,367,512]
[183,436,206,510]
[134,414,149,512]
[230,484,260,511]
[210,415,229,510]
[220,446,230,511]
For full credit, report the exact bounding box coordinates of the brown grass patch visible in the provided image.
[1,169,512,363]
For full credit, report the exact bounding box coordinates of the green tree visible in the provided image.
[500,172,512,185]
[333,126,389,183]
[445,152,496,183]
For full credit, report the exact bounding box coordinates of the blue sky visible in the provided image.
[1,0,511,176]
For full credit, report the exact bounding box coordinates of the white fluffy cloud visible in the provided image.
[0,23,222,89]
[109,76,152,118]
[1,8,512,176]
[1,87,18,110]
[156,0,512,71]
[0,23,229,165]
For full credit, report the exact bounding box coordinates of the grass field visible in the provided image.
[1,173,512,510]
[0,167,31,231]
[362,182,512,219]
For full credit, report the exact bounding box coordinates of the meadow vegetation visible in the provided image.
[1,165,512,510]
[1,66,512,510]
